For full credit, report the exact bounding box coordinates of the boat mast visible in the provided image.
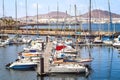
[48,6,50,36]
[36,3,39,36]
[25,0,28,35]
[88,0,92,59]
[56,2,59,38]
[2,0,5,35]
[98,8,101,38]
[15,0,18,35]
[74,4,77,41]
[2,0,4,17]
[69,4,72,35]
[108,0,112,35]
[63,10,67,38]
[74,4,79,50]
[89,0,91,34]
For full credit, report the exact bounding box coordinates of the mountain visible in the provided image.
[18,9,120,21]
[80,9,120,18]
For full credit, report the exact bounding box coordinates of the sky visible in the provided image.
[0,0,120,18]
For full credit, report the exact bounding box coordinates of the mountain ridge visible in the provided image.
[80,9,120,18]
[19,9,120,20]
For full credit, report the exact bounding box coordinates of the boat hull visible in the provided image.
[49,64,87,73]
[9,64,37,70]
[7,62,37,70]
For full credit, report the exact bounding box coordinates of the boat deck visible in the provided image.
[74,43,112,46]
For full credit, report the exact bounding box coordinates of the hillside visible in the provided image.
[18,9,120,20]
[81,9,120,18]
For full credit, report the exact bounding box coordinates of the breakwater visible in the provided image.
[1,29,115,37]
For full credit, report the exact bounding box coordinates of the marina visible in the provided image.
[1,17,120,80]
[1,0,120,79]
[1,39,120,80]
[1,22,120,79]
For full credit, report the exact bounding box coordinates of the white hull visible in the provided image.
[49,64,88,73]
[113,42,120,47]
[0,41,6,47]
[103,40,113,45]
[6,61,37,70]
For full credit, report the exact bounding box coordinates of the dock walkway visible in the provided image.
[37,41,53,75]
[43,42,53,73]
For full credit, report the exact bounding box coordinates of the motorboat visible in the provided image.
[6,59,37,70]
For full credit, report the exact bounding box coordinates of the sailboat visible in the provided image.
[64,10,73,45]
[8,0,24,45]
[22,0,32,44]
[103,0,113,45]
[79,0,93,63]
[0,0,9,47]
[6,0,36,71]
[93,9,103,44]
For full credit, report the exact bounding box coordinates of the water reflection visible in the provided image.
[37,74,88,80]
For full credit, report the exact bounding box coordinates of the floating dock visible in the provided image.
[37,40,53,76]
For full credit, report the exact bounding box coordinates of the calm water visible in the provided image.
[21,23,120,32]
[1,44,120,80]
[1,23,120,80]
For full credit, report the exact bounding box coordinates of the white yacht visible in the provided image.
[49,63,88,73]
